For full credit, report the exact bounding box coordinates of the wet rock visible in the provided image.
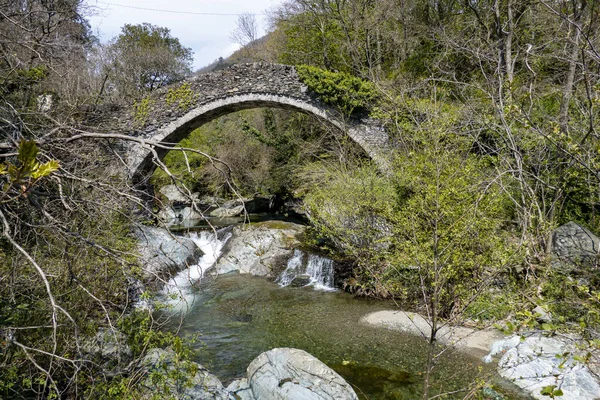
[215,222,304,277]
[178,206,204,223]
[289,274,312,287]
[228,348,358,400]
[485,334,600,399]
[135,225,203,282]
[552,221,600,273]
[139,348,228,400]
[158,206,178,226]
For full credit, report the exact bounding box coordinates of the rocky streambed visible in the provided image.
[131,220,600,399]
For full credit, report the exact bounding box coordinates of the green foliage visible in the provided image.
[389,141,514,315]
[296,65,377,115]
[0,140,59,203]
[538,270,600,335]
[118,310,175,356]
[463,290,517,322]
[1,66,49,98]
[107,23,193,97]
[165,82,197,111]
[540,385,564,398]
[152,107,361,198]
[303,99,517,313]
[133,96,153,127]
[275,13,346,71]
[86,314,200,400]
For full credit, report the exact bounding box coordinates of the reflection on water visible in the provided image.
[164,274,525,399]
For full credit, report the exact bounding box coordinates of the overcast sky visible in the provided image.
[87,0,285,70]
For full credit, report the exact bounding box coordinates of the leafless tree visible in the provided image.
[230,13,259,48]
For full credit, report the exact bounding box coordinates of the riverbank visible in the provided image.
[361,310,505,358]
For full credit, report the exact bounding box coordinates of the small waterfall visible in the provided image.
[162,229,232,309]
[306,254,335,289]
[277,250,336,291]
[276,250,304,287]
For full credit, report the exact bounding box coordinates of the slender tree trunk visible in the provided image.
[559,28,581,135]
[559,0,586,135]
[505,0,514,88]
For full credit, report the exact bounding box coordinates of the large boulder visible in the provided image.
[159,185,199,204]
[158,206,178,227]
[215,222,305,276]
[135,225,203,281]
[552,221,600,273]
[210,205,245,218]
[159,206,208,229]
[207,196,275,218]
[178,206,204,224]
[159,184,199,204]
[138,348,228,400]
[227,348,358,400]
[485,334,600,399]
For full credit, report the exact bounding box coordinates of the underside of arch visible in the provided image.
[129,94,349,184]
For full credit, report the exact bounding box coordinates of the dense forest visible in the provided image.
[1,0,599,398]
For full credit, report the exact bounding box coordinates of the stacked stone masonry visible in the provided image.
[116,63,390,182]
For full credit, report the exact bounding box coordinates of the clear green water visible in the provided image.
[167,273,524,399]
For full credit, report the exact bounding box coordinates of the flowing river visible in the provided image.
[159,229,525,399]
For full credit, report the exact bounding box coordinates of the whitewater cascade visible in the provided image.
[162,230,231,309]
[276,249,336,290]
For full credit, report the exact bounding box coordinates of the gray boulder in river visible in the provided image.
[215,221,305,277]
[227,348,359,400]
[135,225,203,282]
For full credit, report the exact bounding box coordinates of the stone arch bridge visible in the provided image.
[120,63,390,184]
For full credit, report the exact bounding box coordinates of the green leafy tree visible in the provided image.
[106,23,193,98]
[303,99,516,397]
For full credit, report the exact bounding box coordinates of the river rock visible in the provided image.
[198,195,225,207]
[159,184,199,204]
[215,222,305,276]
[210,205,245,218]
[179,206,204,222]
[552,221,600,273]
[158,206,178,226]
[139,348,228,400]
[227,348,358,400]
[289,274,312,287]
[485,334,600,399]
[159,206,207,229]
[135,225,203,282]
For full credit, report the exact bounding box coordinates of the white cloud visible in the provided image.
[86,0,283,70]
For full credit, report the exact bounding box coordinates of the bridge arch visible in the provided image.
[122,63,389,184]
